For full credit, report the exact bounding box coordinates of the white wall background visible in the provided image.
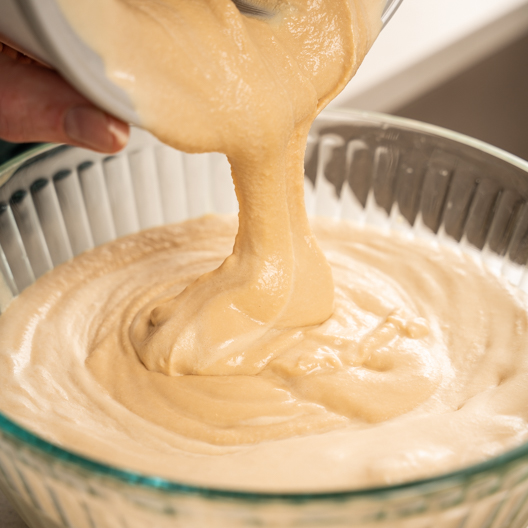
[329,0,528,113]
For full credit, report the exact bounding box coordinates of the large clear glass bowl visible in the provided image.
[1,110,528,528]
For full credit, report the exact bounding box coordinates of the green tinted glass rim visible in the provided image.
[0,142,58,188]
[1,111,528,503]
[2,409,528,503]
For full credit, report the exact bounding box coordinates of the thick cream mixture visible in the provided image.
[1,217,528,491]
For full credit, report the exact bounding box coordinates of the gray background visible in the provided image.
[0,489,26,528]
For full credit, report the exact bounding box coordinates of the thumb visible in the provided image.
[0,50,129,153]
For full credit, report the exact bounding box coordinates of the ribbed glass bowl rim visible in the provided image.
[2,108,528,503]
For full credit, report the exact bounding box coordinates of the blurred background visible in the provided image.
[328,0,528,161]
[0,141,39,165]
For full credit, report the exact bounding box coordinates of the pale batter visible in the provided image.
[1,217,528,491]
[0,0,527,494]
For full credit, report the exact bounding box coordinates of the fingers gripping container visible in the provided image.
[0,0,404,126]
[3,110,528,528]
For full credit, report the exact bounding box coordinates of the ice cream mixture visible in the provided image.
[2,216,528,490]
[1,0,528,492]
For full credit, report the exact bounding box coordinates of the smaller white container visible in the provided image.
[0,0,141,125]
[0,0,403,126]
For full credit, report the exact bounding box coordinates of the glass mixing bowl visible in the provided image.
[1,109,528,528]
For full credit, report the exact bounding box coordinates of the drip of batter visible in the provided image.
[56,0,384,375]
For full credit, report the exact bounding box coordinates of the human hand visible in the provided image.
[0,42,129,153]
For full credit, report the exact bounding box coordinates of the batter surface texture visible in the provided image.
[1,216,527,492]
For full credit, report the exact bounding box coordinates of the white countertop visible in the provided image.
[329,0,528,112]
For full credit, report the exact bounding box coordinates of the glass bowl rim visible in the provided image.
[1,108,528,503]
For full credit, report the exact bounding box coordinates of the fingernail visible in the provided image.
[65,106,129,152]
[107,117,130,149]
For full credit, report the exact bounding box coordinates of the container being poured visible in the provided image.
[0,0,403,126]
